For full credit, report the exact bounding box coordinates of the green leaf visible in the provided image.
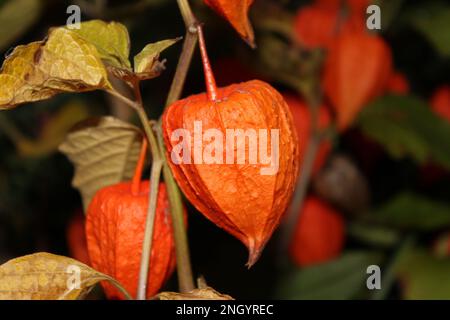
[357,95,450,170]
[373,192,450,231]
[70,20,131,69]
[275,252,381,299]
[396,249,450,299]
[0,0,41,51]
[348,222,400,248]
[408,2,450,57]
[374,0,405,30]
[133,38,180,79]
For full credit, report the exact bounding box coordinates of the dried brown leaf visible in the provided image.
[58,116,143,210]
[155,287,234,300]
[0,252,130,300]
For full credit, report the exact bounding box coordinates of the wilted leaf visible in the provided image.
[408,3,450,57]
[357,95,450,170]
[0,252,130,300]
[204,0,255,47]
[155,287,233,300]
[71,20,131,69]
[275,252,381,300]
[397,249,450,299]
[0,0,41,51]
[134,38,180,79]
[373,192,450,231]
[58,116,143,210]
[0,27,111,109]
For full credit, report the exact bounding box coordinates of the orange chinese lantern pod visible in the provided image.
[66,210,90,265]
[284,94,332,175]
[85,140,178,299]
[430,85,450,122]
[293,5,341,49]
[386,72,410,95]
[204,0,255,47]
[323,31,392,130]
[162,27,300,267]
[289,196,345,267]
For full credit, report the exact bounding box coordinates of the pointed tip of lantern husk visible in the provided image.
[246,240,264,268]
[244,36,257,49]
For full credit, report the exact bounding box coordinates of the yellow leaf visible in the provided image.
[58,116,143,210]
[0,27,111,109]
[0,252,131,300]
[70,20,131,69]
[134,38,180,79]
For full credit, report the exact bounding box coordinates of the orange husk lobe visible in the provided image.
[204,0,256,47]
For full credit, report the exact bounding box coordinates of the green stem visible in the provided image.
[279,84,322,253]
[371,235,415,300]
[105,87,163,300]
[165,2,199,107]
[157,124,195,292]
[134,84,164,300]
[136,158,162,300]
[153,0,198,293]
[176,0,196,27]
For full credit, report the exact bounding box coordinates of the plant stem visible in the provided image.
[157,125,195,292]
[371,235,415,300]
[279,85,322,253]
[133,83,164,300]
[176,0,196,27]
[165,1,199,107]
[106,89,139,110]
[106,86,163,300]
[154,0,198,293]
[136,157,162,300]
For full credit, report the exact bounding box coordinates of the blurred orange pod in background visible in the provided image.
[289,196,345,267]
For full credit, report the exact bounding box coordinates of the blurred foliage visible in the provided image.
[373,193,450,231]
[397,249,450,299]
[275,251,382,299]
[357,95,450,169]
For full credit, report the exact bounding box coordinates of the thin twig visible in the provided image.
[133,83,164,300]
[106,84,163,300]
[105,89,140,110]
[165,0,199,107]
[279,84,323,253]
[157,0,198,293]
[157,124,194,292]
[371,235,415,300]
